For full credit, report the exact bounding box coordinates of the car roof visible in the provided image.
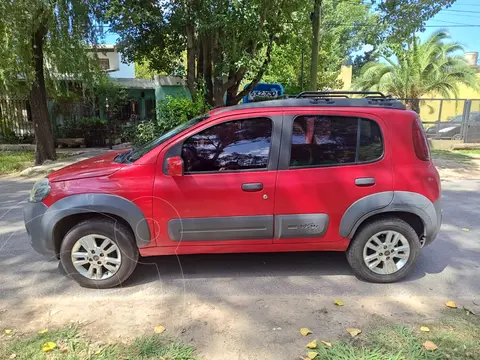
[210,91,406,115]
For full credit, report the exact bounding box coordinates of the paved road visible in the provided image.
[1,176,479,301]
[1,175,480,359]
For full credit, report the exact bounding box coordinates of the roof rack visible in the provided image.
[296,91,389,99]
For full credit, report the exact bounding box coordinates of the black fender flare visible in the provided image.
[340,191,440,240]
[43,194,150,248]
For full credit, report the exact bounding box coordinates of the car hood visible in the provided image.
[48,151,127,182]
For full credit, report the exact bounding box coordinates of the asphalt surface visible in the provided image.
[0,176,479,301]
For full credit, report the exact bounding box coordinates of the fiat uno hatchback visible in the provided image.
[24,91,442,288]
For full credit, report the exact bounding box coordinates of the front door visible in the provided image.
[153,113,282,247]
[273,110,393,244]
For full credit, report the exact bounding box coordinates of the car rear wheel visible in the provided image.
[346,217,420,283]
[60,217,138,288]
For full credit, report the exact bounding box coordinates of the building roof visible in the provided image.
[112,78,155,89]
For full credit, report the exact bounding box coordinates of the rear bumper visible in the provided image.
[424,199,442,246]
[23,201,55,257]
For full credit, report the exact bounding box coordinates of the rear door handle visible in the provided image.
[242,183,263,192]
[355,177,375,186]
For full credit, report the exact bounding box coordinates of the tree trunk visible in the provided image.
[407,99,421,114]
[30,23,56,165]
[212,29,224,107]
[197,37,204,79]
[226,36,275,106]
[186,23,196,100]
[309,0,322,91]
[203,35,214,106]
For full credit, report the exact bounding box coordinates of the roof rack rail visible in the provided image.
[296,91,389,99]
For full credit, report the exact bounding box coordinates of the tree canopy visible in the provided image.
[354,30,478,112]
[104,0,456,104]
[0,0,103,164]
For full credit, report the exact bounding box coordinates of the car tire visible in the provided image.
[346,216,420,283]
[59,217,139,289]
[451,134,462,140]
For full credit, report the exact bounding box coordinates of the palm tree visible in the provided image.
[354,31,478,113]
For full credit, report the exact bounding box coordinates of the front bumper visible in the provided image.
[23,201,55,256]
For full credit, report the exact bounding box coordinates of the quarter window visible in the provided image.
[182,118,272,173]
[290,116,383,167]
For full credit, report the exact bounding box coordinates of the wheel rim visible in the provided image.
[362,230,411,275]
[70,234,122,280]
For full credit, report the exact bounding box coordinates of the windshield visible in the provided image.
[448,115,463,123]
[124,115,208,162]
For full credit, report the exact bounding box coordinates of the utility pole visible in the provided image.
[309,0,322,91]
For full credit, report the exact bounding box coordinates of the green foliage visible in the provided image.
[133,121,158,145]
[156,96,207,134]
[56,117,108,146]
[0,0,103,97]
[354,31,479,111]
[129,96,208,145]
[250,0,455,93]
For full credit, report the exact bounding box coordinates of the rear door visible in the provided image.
[153,112,282,247]
[273,110,393,244]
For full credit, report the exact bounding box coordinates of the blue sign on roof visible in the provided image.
[242,82,284,103]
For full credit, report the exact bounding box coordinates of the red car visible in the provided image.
[24,92,442,288]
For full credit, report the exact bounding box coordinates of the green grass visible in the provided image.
[0,151,70,174]
[302,310,480,360]
[0,326,198,360]
[431,149,480,163]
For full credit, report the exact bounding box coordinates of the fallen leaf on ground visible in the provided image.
[300,328,312,336]
[4,329,12,334]
[333,299,344,306]
[42,342,56,352]
[154,325,166,334]
[306,340,317,349]
[321,341,332,348]
[420,326,430,332]
[445,301,457,308]
[462,228,470,232]
[463,306,476,315]
[8,354,16,359]
[346,328,362,337]
[423,341,438,351]
[38,329,48,334]
[306,351,318,359]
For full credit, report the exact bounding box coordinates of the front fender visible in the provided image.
[44,194,150,248]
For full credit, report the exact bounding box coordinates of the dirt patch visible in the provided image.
[432,152,480,179]
[1,295,478,359]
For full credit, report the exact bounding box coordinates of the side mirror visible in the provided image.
[167,156,184,177]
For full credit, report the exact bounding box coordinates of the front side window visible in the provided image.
[182,118,272,173]
[290,115,383,167]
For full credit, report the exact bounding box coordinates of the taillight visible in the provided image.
[412,118,430,161]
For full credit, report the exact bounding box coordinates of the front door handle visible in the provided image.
[355,177,376,186]
[242,183,263,192]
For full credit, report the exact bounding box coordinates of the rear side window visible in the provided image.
[182,118,272,173]
[290,116,383,168]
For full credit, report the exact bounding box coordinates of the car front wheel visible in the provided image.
[346,217,420,283]
[59,217,139,288]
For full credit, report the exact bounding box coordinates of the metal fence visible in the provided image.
[398,98,480,143]
[0,98,34,143]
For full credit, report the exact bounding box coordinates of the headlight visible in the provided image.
[29,178,51,202]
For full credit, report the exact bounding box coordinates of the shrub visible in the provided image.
[135,121,158,145]
[156,96,208,133]
[127,96,209,146]
[55,117,108,146]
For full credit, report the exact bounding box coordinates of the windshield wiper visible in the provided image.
[115,149,134,163]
